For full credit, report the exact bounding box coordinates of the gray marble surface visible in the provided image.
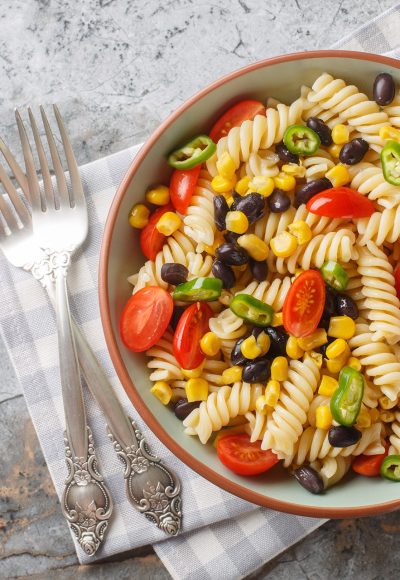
[1,0,399,578]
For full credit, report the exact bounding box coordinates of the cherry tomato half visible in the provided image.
[209,100,266,143]
[169,165,201,215]
[173,301,213,369]
[216,433,279,476]
[306,186,375,218]
[283,269,325,338]
[352,443,389,477]
[394,266,400,300]
[120,286,173,352]
[140,203,173,261]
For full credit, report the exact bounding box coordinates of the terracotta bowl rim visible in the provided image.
[99,50,400,518]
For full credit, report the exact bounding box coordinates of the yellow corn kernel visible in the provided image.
[328,316,356,340]
[325,344,351,374]
[200,332,221,357]
[156,211,182,236]
[298,328,328,351]
[272,312,283,327]
[316,405,333,430]
[326,338,347,359]
[225,196,235,207]
[146,185,170,205]
[271,356,288,381]
[255,395,270,415]
[186,378,209,402]
[256,331,271,355]
[270,231,298,258]
[211,174,237,193]
[216,152,236,179]
[304,350,323,369]
[286,336,304,360]
[379,395,398,409]
[235,176,252,196]
[347,356,362,371]
[237,233,269,261]
[282,163,306,178]
[328,143,342,159]
[248,175,275,197]
[332,124,350,145]
[288,220,312,245]
[370,408,380,423]
[379,125,400,142]
[356,406,372,429]
[380,410,395,423]
[240,335,262,359]
[222,365,243,384]
[128,203,150,229]
[151,381,173,405]
[265,380,281,408]
[318,375,338,396]
[225,210,249,234]
[274,172,296,192]
[182,361,205,379]
[325,164,351,188]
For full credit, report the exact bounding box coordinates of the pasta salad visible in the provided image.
[120,71,400,493]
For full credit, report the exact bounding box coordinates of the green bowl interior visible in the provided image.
[105,55,400,515]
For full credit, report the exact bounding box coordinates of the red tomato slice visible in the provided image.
[283,270,326,338]
[140,203,173,261]
[216,434,279,476]
[394,266,400,300]
[209,100,266,143]
[169,165,201,214]
[306,186,375,218]
[120,287,173,352]
[173,302,213,369]
[352,443,389,477]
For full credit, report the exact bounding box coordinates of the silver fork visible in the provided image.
[1,113,181,539]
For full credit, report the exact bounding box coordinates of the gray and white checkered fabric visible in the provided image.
[1,4,399,579]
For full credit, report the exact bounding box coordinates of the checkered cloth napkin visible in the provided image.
[1,5,399,579]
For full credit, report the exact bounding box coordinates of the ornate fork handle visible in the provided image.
[32,255,182,536]
[32,252,113,554]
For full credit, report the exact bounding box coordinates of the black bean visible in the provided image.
[174,398,201,420]
[294,466,324,494]
[268,189,291,213]
[324,285,337,318]
[320,336,335,357]
[339,138,369,165]
[328,426,362,448]
[169,305,186,331]
[231,338,249,366]
[264,326,289,356]
[318,314,331,332]
[335,294,359,320]
[242,357,271,383]
[224,231,240,244]
[306,117,333,146]
[276,141,299,164]
[161,263,188,286]
[249,258,268,282]
[294,177,332,208]
[373,72,396,106]
[213,195,229,231]
[231,192,266,224]
[216,242,249,266]
[212,259,235,289]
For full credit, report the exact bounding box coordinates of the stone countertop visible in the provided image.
[1,1,400,578]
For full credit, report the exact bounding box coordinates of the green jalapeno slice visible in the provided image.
[230,294,274,326]
[173,277,222,302]
[168,135,216,169]
[330,366,364,426]
[283,125,321,156]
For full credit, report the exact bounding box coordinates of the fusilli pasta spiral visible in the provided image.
[356,206,400,246]
[389,411,400,454]
[183,170,216,248]
[347,162,400,209]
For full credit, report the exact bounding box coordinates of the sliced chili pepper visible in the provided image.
[230,294,274,327]
[283,124,320,156]
[173,277,222,302]
[306,186,375,218]
[380,455,400,481]
[381,141,400,186]
[320,261,349,291]
[330,366,364,427]
[168,135,216,170]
